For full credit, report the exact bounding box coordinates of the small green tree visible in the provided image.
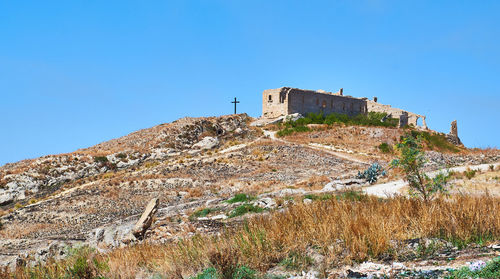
[391,134,450,201]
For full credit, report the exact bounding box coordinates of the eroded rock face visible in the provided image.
[0,114,253,208]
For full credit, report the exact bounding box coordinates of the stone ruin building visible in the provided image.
[262,87,427,129]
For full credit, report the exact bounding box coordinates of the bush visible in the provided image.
[190,208,215,220]
[409,130,460,153]
[229,204,264,218]
[93,156,108,163]
[464,169,477,179]
[116,153,127,159]
[391,134,450,201]
[303,194,333,201]
[276,112,398,137]
[378,142,392,153]
[357,163,386,184]
[450,257,500,278]
[226,194,255,204]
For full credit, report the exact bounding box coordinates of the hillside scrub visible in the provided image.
[8,194,500,278]
[392,134,451,201]
[408,130,461,153]
[277,112,398,137]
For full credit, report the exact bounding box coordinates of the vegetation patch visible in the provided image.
[226,194,256,204]
[7,194,500,278]
[357,163,386,184]
[392,134,451,201]
[279,251,314,271]
[378,142,392,153]
[449,257,500,278]
[303,194,333,201]
[277,112,398,137]
[190,208,216,220]
[229,204,264,218]
[93,156,108,163]
[464,168,478,180]
[409,130,460,153]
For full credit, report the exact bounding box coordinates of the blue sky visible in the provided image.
[1,1,499,166]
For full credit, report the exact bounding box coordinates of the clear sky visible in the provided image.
[1,1,499,166]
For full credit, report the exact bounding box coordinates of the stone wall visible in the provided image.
[366,100,427,129]
[287,88,367,116]
[262,87,367,118]
[262,88,290,118]
[261,87,427,129]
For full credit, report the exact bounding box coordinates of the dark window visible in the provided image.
[322,100,327,108]
[268,95,272,102]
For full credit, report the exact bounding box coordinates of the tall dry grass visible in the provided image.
[8,194,500,278]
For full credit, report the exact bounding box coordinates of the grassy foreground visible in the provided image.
[4,194,500,278]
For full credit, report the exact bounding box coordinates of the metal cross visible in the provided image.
[231,97,240,114]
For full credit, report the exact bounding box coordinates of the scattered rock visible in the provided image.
[253,197,277,209]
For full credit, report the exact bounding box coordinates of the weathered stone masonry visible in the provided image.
[262,87,427,129]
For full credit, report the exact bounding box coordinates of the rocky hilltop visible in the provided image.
[1,114,499,278]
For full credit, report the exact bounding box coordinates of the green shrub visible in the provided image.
[116,153,127,159]
[66,246,109,279]
[277,112,398,137]
[190,208,215,220]
[190,266,259,279]
[378,142,392,153]
[449,257,500,278]
[409,131,460,153]
[464,169,477,180]
[229,204,264,218]
[391,134,450,201]
[336,190,367,201]
[303,194,333,201]
[226,194,255,204]
[190,268,218,279]
[93,156,108,163]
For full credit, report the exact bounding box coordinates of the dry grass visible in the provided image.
[295,175,331,190]
[7,194,500,278]
[0,223,58,239]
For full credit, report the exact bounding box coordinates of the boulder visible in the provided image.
[0,191,16,206]
[252,197,276,209]
[131,198,159,240]
[192,137,219,150]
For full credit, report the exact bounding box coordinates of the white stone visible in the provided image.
[192,137,219,150]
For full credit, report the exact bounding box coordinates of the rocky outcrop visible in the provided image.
[131,198,159,240]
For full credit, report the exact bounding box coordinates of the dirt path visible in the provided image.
[363,162,500,197]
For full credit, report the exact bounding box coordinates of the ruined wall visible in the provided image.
[262,88,290,118]
[262,87,367,118]
[262,88,426,130]
[288,88,367,116]
[366,100,426,129]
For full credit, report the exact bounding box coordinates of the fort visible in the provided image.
[262,87,427,129]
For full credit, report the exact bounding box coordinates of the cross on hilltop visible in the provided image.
[231,97,240,114]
